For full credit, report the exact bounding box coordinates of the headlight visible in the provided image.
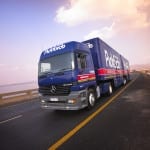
[68,99,76,104]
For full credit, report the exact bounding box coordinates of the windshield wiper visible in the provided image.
[39,71,53,76]
[46,71,54,75]
[58,67,72,72]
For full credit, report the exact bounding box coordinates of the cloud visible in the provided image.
[84,22,115,40]
[55,0,88,26]
[55,0,150,30]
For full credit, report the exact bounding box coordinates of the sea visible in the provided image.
[0,81,38,94]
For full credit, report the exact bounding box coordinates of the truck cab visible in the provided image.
[38,41,97,110]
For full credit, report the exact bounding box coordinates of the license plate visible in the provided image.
[50,98,58,102]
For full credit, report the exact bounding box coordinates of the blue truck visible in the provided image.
[38,37,130,110]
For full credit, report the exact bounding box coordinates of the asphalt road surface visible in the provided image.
[0,73,150,150]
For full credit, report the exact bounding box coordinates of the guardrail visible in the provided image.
[0,89,40,106]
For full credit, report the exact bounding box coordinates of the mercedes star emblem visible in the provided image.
[50,85,56,93]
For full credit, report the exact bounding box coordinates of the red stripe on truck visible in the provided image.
[77,73,96,82]
[98,68,129,76]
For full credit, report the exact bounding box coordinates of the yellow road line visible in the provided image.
[49,77,138,150]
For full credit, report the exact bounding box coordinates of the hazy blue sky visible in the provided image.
[0,0,150,84]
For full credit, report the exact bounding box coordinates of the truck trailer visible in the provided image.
[38,37,130,110]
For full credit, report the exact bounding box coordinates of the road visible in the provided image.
[0,73,150,150]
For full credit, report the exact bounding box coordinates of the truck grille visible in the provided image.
[39,85,71,96]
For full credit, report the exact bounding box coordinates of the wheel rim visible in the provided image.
[89,93,95,106]
[109,84,112,94]
[123,78,127,85]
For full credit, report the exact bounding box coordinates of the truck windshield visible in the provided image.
[38,52,74,76]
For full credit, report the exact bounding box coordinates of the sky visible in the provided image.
[0,0,150,85]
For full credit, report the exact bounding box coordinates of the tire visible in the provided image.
[107,83,113,96]
[87,89,96,110]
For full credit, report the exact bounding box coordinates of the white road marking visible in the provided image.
[0,115,22,124]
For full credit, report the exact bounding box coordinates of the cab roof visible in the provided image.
[40,41,89,61]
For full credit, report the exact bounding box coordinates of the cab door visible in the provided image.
[76,52,95,83]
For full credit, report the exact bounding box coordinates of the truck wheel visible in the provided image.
[107,83,113,96]
[87,89,96,110]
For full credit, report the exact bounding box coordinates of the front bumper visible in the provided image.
[40,90,88,110]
